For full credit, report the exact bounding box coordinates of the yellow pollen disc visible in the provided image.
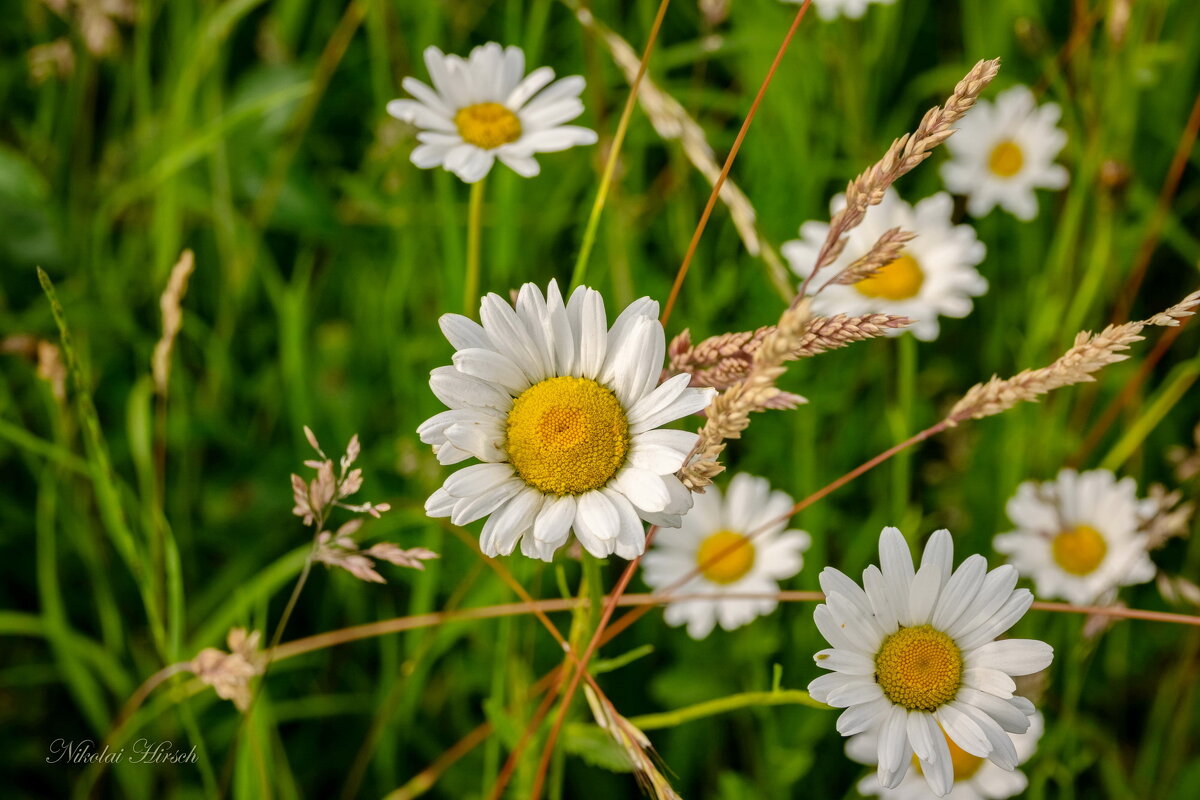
[696,530,755,585]
[988,140,1025,177]
[1051,524,1107,576]
[913,729,985,782]
[505,376,629,495]
[875,625,963,712]
[854,254,924,300]
[454,102,522,149]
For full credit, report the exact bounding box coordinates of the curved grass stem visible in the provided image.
[628,689,828,731]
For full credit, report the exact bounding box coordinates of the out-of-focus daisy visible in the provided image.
[808,527,1052,798]
[387,43,598,183]
[994,469,1157,606]
[420,281,714,561]
[940,85,1068,220]
[782,189,987,341]
[640,473,810,639]
[848,712,1044,800]
[782,0,896,21]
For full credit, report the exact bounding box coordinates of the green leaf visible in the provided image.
[562,723,634,774]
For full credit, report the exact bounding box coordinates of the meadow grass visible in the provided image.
[2,1,1200,798]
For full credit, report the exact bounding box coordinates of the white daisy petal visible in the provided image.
[956,590,1034,651]
[837,697,891,736]
[533,495,576,547]
[930,554,988,631]
[439,313,491,349]
[450,479,524,526]
[603,489,647,559]
[934,703,991,757]
[425,487,455,517]
[963,667,1016,699]
[815,648,876,675]
[612,468,670,514]
[429,366,512,412]
[876,707,911,789]
[576,490,620,547]
[452,347,531,394]
[969,639,1054,676]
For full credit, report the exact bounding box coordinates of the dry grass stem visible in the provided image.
[949,289,1199,424]
[583,685,682,800]
[830,227,916,287]
[152,249,195,396]
[668,312,910,391]
[569,1,760,255]
[566,0,794,295]
[799,58,1001,297]
[678,300,813,490]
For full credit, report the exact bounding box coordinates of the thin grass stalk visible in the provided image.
[529,526,659,800]
[1109,90,1200,323]
[1073,320,1190,464]
[660,0,812,328]
[568,0,672,289]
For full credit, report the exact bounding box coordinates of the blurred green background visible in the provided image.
[2,0,1199,797]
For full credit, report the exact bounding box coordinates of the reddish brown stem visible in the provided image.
[660,0,812,328]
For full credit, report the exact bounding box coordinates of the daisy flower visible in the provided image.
[782,0,896,21]
[994,469,1158,606]
[847,712,1044,800]
[420,281,715,561]
[641,473,811,639]
[782,189,987,341]
[940,85,1068,220]
[808,527,1053,798]
[386,43,598,183]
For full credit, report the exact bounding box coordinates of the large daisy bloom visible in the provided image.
[782,189,987,341]
[420,281,715,561]
[641,473,811,639]
[940,85,1068,220]
[782,0,896,20]
[848,713,1044,800]
[386,43,598,183]
[994,469,1158,606]
[808,527,1053,798]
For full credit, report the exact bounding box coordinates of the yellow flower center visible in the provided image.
[988,140,1025,177]
[696,530,755,585]
[454,102,522,150]
[913,729,985,782]
[505,377,629,495]
[1051,524,1107,576]
[854,254,924,300]
[875,625,963,712]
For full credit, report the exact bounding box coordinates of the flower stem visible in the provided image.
[464,177,487,315]
[628,689,828,731]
